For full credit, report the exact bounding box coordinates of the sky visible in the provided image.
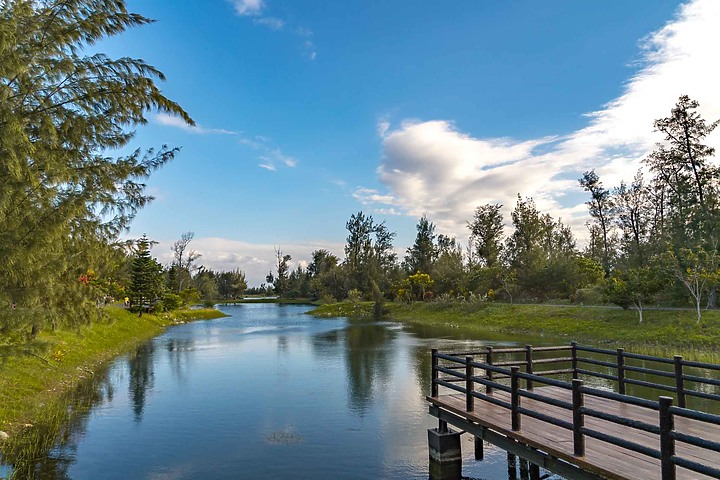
[106,0,720,286]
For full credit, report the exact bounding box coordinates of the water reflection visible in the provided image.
[344,319,396,415]
[127,342,155,422]
[0,366,114,480]
[165,337,194,384]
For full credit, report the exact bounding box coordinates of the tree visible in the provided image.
[579,170,615,275]
[170,231,202,291]
[270,247,291,297]
[308,249,342,300]
[217,269,247,300]
[605,266,665,323]
[406,272,434,301]
[614,172,654,268]
[129,235,164,314]
[0,0,190,333]
[468,204,504,268]
[433,235,467,296]
[644,95,719,246]
[504,195,577,299]
[663,248,719,323]
[404,215,436,274]
[343,212,396,296]
[308,249,339,276]
[194,268,218,303]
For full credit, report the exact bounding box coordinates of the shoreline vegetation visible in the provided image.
[0,306,226,439]
[309,301,720,360]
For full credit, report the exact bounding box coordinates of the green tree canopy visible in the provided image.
[404,215,436,275]
[0,0,191,333]
[129,235,164,313]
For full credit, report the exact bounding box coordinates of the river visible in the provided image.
[0,304,583,479]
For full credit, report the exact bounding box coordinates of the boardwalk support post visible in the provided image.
[674,356,685,408]
[572,378,585,456]
[428,425,462,480]
[659,396,676,480]
[431,348,439,397]
[466,356,474,412]
[511,366,521,431]
[525,345,534,390]
[617,348,626,395]
[474,436,484,461]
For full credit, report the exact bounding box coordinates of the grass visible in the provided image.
[309,301,720,360]
[0,306,226,437]
[310,301,375,318]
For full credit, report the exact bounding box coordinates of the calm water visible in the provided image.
[7,304,719,479]
[0,303,567,479]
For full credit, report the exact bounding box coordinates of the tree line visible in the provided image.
[272,95,719,323]
[2,1,716,341]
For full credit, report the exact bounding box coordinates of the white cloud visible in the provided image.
[151,237,344,287]
[232,0,264,16]
[232,2,316,59]
[154,113,237,135]
[274,150,298,167]
[253,16,284,31]
[258,163,276,171]
[353,187,396,206]
[303,40,317,60]
[365,0,720,242]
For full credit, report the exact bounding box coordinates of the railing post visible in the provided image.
[525,345,534,390]
[571,341,578,380]
[431,348,439,397]
[486,346,494,395]
[674,356,685,408]
[572,378,585,456]
[659,396,676,480]
[617,348,626,395]
[466,356,474,412]
[511,366,521,431]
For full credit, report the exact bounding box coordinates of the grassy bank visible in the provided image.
[309,301,720,356]
[0,306,226,437]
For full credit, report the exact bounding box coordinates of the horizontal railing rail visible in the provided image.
[430,343,720,480]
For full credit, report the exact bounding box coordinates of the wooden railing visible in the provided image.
[430,343,720,480]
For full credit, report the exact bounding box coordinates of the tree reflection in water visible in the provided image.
[165,337,194,384]
[0,366,114,480]
[128,342,155,423]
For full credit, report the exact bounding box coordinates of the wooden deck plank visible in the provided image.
[429,385,719,480]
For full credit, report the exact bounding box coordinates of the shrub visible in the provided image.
[574,285,605,305]
[162,293,184,311]
[347,289,362,303]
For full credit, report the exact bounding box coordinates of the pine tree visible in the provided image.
[468,203,504,268]
[129,235,164,313]
[404,215,437,274]
[0,0,191,333]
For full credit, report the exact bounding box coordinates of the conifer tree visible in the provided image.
[129,235,164,313]
[0,0,191,333]
[404,215,437,275]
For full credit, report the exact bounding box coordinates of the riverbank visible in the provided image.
[0,306,226,437]
[309,301,720,357]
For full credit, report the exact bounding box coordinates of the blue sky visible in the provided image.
[110,0,720,285]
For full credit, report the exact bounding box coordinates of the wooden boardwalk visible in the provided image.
[428,344,720,480]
